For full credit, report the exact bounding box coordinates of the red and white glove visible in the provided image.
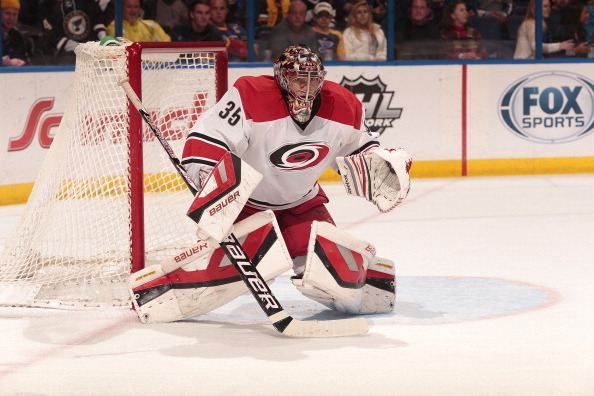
[336,147,412,213]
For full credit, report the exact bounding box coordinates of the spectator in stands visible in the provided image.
[97,0,115,25]
[473,0,513,39]
[584,0,594,42]
[143,0,188,35]
[265,0,289,27]
[431,0,446,23]
[2,0,30,66]
[396,0,441,59]
[551,0,590,57]
[301,0,322,23]
[343,0,387,60]
[171,0,223,42]
[40,0,107,64]
[266,0,318,60]
[513,0,574,58]
[210,0,248,61]
[475,0,513,23]
[16,0,40,28]
[440,0,489,59]
[335,0,387,30]
[370,0,387,26]
[311,1,346,61]
[548,0,570,36]
[225,0,245,25]
[335,0,355,30]
[106,0,170,42]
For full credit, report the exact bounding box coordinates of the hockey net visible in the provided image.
[0,41,228,310]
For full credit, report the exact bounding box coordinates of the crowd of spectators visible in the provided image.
[2,0,594,67]
[513,0,575,58]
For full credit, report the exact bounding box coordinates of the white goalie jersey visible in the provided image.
[181,75,379,211]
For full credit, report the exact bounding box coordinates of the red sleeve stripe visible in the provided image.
[182,138,229,165]
[187,132,231,152]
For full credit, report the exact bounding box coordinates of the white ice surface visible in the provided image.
[1,175,593,395]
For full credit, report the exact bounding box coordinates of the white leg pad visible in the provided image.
[359,256,396,313]
[129,265,184,324]
[130,210,292,323]
[292,221,395,314]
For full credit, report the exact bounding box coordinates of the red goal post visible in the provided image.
[125,42,228,276]
[0,40,228,310]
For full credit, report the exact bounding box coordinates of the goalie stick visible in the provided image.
[118,77,368,337]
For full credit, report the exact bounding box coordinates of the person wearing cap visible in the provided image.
[1,0,29,66]
[311,1,346,61]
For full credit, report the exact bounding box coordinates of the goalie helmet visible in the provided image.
[273,44,326,123]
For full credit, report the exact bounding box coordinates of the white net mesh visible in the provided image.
[0,41,224,310]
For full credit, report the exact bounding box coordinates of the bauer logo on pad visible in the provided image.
[187,152,243,221]
[187,152,263,242]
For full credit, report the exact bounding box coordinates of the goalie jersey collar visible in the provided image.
[234,76,363,130]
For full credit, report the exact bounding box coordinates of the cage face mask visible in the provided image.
[274,45,326,122]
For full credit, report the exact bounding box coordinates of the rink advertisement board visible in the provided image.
[466,64,594,175]
[1,63,594,204]
[0,72,72,204]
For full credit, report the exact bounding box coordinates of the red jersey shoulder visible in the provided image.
[234,75,289,122]
[317,80,363,129]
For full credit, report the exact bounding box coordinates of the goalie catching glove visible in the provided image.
[336,147,412,213]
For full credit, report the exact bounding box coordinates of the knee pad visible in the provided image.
[292,221,395,314]
[130,210,292,323]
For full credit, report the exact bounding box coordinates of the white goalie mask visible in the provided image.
[273,45,326,123]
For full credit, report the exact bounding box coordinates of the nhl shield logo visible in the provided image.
[340,76,402,136]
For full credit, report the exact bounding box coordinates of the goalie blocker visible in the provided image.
[186,152,263,242]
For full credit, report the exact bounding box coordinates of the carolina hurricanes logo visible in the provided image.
[269,141,330,170]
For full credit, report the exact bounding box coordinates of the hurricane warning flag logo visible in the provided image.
[340,76,402,136]
[269,141,330,171]
[499,71,594,144]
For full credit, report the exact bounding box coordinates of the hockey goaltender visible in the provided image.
[129,44,412,331]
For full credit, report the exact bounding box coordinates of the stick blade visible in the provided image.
[280,317,369,338]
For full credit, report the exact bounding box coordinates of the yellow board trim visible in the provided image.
[0,182,34,206]
[0,173,188,206]
[321,159,464,181]
[2,157,593,206]
[467,157,594,176]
